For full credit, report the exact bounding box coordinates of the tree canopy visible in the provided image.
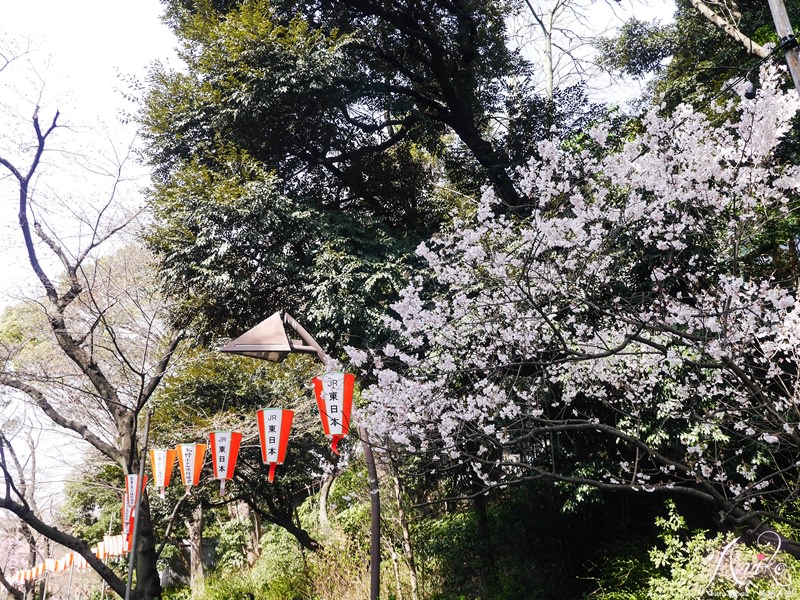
[141,0,605,351]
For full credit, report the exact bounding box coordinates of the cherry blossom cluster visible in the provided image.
[349,67,800,518]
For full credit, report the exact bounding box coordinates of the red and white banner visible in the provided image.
[312,372,355,454]
[209,430,242,495]
[177,443,207,492]
[149,448,177,498]
[256,408,293,482]
[123,473,147,545]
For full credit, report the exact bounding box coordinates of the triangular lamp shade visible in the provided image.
[220,312,293,362]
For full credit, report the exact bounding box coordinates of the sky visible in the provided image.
[0,0,180,306]
[2,0,178,115]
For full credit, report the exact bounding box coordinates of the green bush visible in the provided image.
[198,524,308,600]
[588,500,800,600]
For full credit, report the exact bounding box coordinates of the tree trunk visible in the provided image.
[135,498,164,600]
[319,471,336,533]
[390,464,419,600]
[472,492,498,594]
[248,504,261,565]
[0,569,24,600]
[186,503,205,598]
[253,504,321,552]
[688,0,769,57]
[388,542,404,600]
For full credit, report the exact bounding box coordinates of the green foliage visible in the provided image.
[60,459,124,544]
[200,524,307,600]
[215,518,252,570]
[589,501,800,600]
[161,587,193,600]
[596,18,677,81]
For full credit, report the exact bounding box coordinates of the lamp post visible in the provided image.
[220,312,381,600]
[125,410,152,600]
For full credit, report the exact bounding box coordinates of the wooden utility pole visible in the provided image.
[767,0,800,97]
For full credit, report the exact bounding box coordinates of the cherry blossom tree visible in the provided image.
[353,66,800,556]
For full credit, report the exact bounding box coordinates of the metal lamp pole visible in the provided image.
[767,0,800,97]
[220,312,381,600]
[125,410,152,600]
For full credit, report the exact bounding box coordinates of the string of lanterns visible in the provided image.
[6,533,130,587]
[6,371,354,589]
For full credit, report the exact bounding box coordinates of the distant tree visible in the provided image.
[598,0,800,109]
[0,426,49,600]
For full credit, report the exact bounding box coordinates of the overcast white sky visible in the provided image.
[0,0,180,303]
[2,0,177,115]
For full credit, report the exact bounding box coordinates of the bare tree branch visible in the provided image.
[0,376,122,462]
[688,0,769,57]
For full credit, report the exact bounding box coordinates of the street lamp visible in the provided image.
[220,312,381,600]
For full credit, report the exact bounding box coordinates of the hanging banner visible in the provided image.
[177,443,207,492]
[123,473,148,546]
[122,498,132,541]
[256,408,294,482]
[209,430,242,495]
[104,534,126,557]
[95,542,108,560]
[312,372,355,454]
[149,448,177,498]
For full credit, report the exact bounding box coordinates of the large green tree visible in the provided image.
[141,0,597,349]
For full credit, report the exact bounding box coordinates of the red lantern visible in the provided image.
[176,443,207,493]
[256,408,293,482]
[312,372,355,454]
[75,554,89,570]
[209,431,242,495]
[149,448,177,498]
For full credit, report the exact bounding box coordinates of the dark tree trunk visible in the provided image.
[472,492,498,593]
[186,503,205,597]
[319,471,336,532]
[134,497,163,600]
